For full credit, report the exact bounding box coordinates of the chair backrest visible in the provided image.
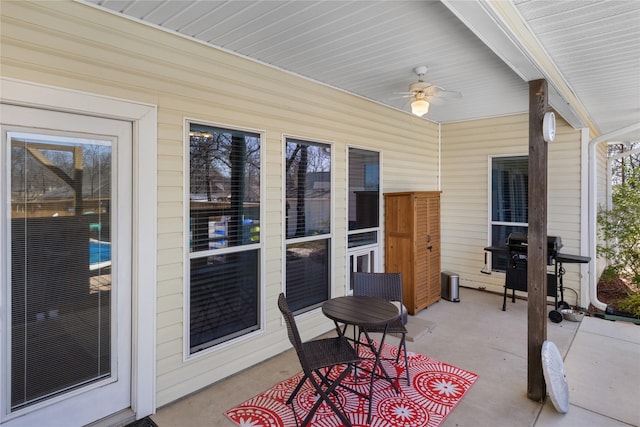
[353,272,407,323]
[277,293,308,366]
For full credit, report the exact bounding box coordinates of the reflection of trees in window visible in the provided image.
[188,123,261,352]
[285,139,331,238]
[84,145,111,198]
[189,124,260,250]
[189,128,260,203]
[285,138,331,313]
[11,139,111,216]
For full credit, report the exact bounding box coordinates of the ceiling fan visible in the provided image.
[399,66,462,116]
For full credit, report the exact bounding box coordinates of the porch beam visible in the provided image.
[527,78,549,402]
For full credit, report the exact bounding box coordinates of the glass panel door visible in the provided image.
[2,105,131,426]
[10,134,112,410]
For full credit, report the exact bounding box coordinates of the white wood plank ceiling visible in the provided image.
[84,0,640,141]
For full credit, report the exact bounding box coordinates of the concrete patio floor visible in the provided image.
[150,287,640,427]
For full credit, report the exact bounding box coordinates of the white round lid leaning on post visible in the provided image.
[541,340,570,413]
[543,111,556,143]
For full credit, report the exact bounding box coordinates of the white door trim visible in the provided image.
[0,77,157,420]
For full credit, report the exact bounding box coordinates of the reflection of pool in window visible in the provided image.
[89,240,111,270]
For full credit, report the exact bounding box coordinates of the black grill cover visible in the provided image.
[507,233,563,256]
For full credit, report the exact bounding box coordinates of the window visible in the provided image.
[285,138,331,313]
[348,148,379,231]
[347,148,380,292]
[491,156,528,271]
[8,132,114,410]
[188,122,261,354]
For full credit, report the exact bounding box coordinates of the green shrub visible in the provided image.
[597,166,640,286]
[618,292,640,317]
[599,266,620,282]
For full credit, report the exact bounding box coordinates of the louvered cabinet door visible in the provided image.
[385,191,441,315]
[425,194,441,307]
[384,193,416,311]
[414,195,430,311]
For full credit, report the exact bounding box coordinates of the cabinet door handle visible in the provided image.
[428,245,433,251]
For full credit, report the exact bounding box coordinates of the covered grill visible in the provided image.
[506,232,562,265]
[503,233,561,311]
[485,233,589,321]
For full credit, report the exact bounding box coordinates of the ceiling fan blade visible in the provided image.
[388,94,414,100]
[425,85,462,99]
[427,96,447,106]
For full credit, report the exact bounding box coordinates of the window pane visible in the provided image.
[348,148,379,231]
[10,135,112,409]
[286,240,329,313]
[188,123,261,353]
[348,249,377,293]
[190,250,259,353]
[190,124,260,252]
[491,156,528,272]
[348,231,378,248]
[492,157,528,223]
[285,139,330,238]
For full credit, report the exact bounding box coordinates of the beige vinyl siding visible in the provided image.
[440,113,585,306]
[1,0,439,406]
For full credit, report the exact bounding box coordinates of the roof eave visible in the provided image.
[442,0,591,133]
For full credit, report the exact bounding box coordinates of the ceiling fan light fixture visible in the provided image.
[411,98,430,116]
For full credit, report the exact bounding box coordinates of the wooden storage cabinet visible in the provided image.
[384,191,441,314]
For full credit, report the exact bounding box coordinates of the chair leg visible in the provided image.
[300,366,353,427]
[286,374,308,405]
[398,334,410,385]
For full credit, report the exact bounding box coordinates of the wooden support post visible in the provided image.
[527,79,549,401]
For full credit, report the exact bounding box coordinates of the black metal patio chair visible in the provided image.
[277,293,362,427]
[352,272,411,385]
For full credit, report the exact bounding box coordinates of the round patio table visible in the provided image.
[322,296,401,423]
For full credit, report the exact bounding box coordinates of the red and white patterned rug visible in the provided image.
[225,342,478,426]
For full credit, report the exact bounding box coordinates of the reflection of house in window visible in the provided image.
[365,163,379,189]
[286,171,331,237]
[285,138,331,313]
[348,150,380,231]
[347,148,380,293]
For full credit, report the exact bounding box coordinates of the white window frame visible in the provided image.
[282,135,334,312]
[488,154,528,271]
[346,145,382,294]
[183,118,265,360]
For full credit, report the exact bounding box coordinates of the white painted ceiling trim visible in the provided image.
[442,0,588,132]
